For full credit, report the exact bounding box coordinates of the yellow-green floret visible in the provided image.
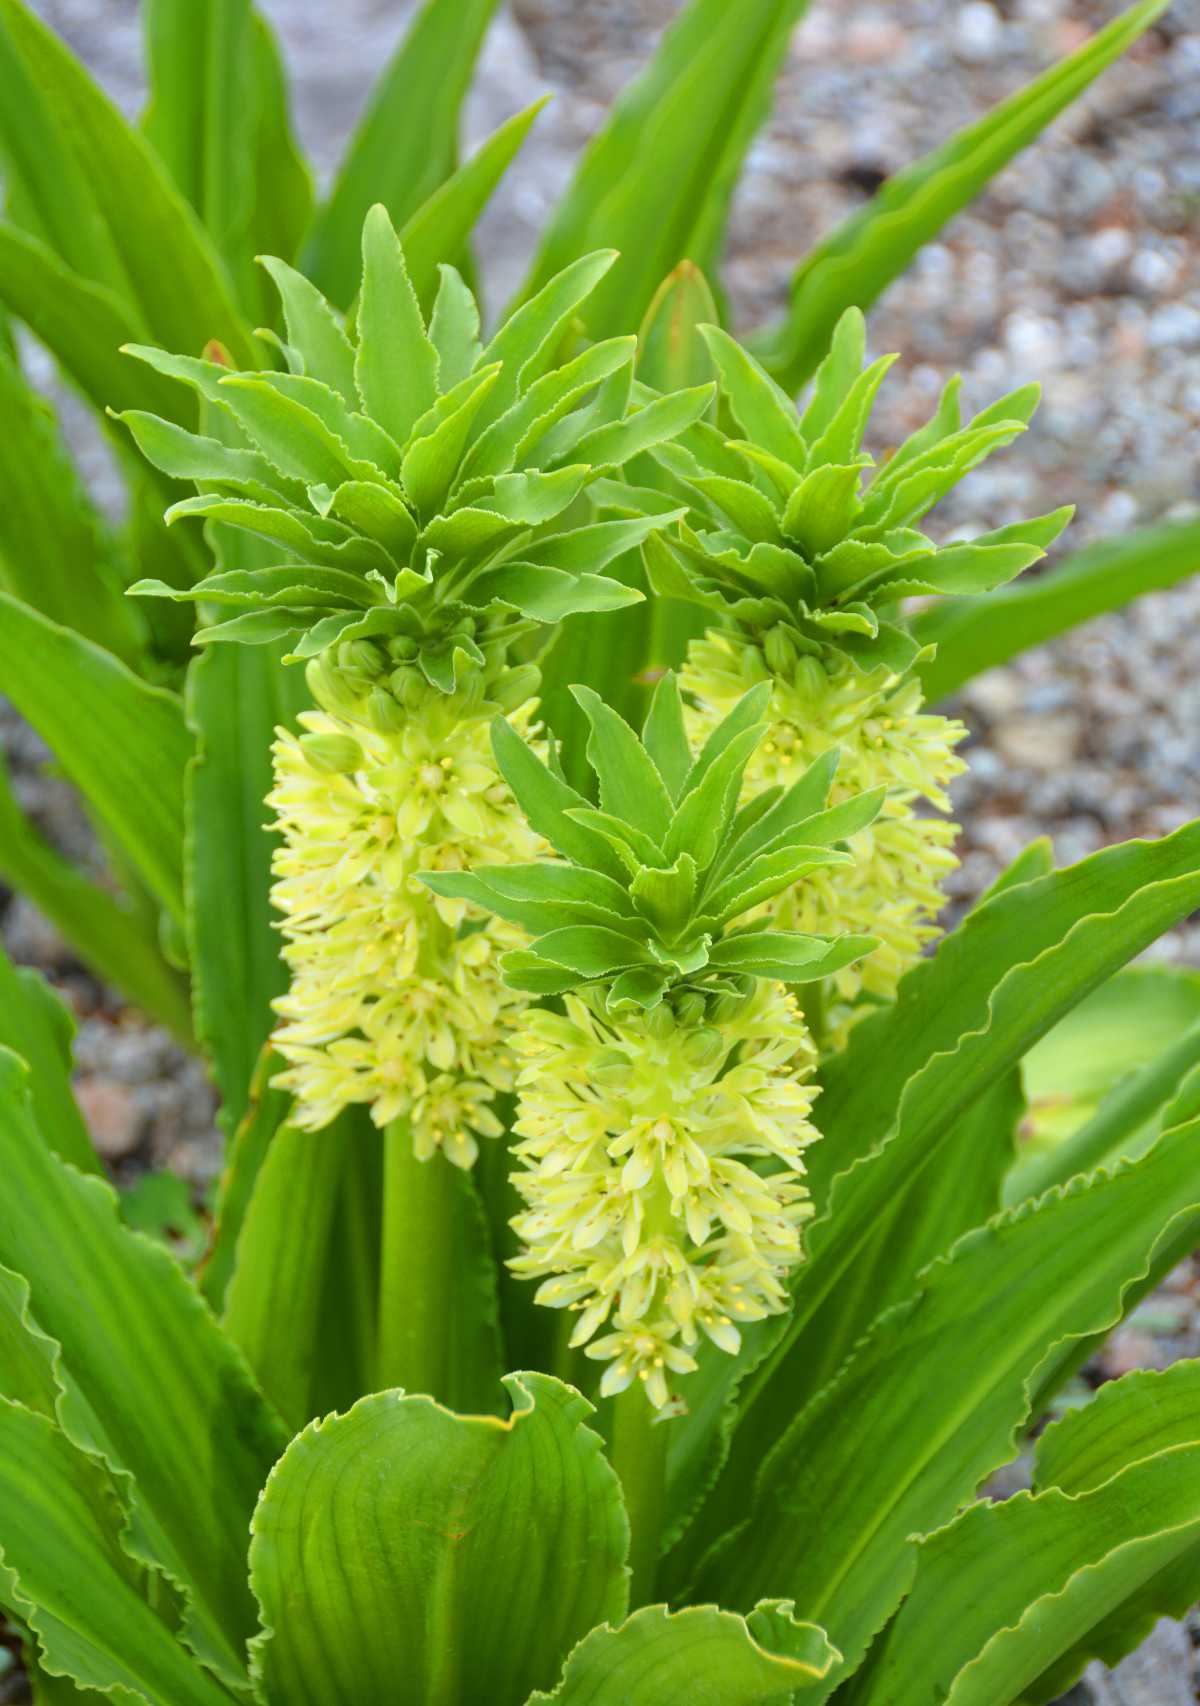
[509,981,819,1408]
[681,627,966,1045]
[267,660,540,1167]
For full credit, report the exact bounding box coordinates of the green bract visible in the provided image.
[423,674,879,1011]
[120,204,710,692]
[640,308,1074,672]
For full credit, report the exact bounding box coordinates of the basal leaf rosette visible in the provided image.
[627,309,1073,1043]
[116,207,712,1159]
[422,675,879,1406]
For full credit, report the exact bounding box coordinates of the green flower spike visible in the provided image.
[421,677,879,1407]
[622,309,1073,1047]
[118,202,714,687]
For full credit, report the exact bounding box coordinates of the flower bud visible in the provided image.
[367,687,407,733]
[764,624,798,678]
[491,664,541,713]
[338,639,387,680]
[298,732,363,774]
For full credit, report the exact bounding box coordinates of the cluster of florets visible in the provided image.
[510,984,819,1407]
[681,626,966,1046]
[267,640,541,1166]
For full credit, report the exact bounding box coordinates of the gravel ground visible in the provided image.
[4,3,1200,1696]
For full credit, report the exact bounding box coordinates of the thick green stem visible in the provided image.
[377,1118,459,1397]
[611,1384,668,1608]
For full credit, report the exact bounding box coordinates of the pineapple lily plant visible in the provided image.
[1,1,1200,1702]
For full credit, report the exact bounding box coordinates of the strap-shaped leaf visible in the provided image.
[0,0,251,360]
[755,0,1170,390]
[914,517,1200,705]
[0,948,96,1175]
[142,0,312,323]
[0,749,190,1042]
[224,1115,373,1431]
[528,1601,838,1704]
[0,224,185,430]
[185,631,308,1136]
[516,0,811,340]
[0,348,140,662]
[400,99,549,311]
[0,593,191,928]
[692,1114,1200,1688]
[848,1435,1200,1706]
[302,0,500,306]
[0,1051,285,1683]
[0,1400,230,1706]
[249,1374,629,1706]
[671,820,1200,1582]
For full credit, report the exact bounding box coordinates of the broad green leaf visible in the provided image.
[0,1400,231,1706]
[0,749,191,1042]
[1037,1358,1200,1497]
[0,948,96,1175]
[223,1118,359,1431]
[0,348,141,662]
[303,0,500,307]
[0,1051,286,1682]
[517,0,812,340]
[142,0,313,321]
[755,0,1170,391]
[693,1115,1200,1688]
[185,636,307,1133]
[849,1436,1200,1706]
[0,1264,63,1415]
[0,0,252,360]
[528,1602,838,1704]
[673,820,1200,1575]
[249,1374,629,1706]
[0,594,190,928]
[915,517,1200,704]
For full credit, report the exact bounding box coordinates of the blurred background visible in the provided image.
[2,4,1199,1695]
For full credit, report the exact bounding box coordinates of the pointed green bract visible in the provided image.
[122,208,706,691]
[641,310,1071,672]
[423,675,878,1012]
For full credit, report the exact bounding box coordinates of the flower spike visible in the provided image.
[421,678,877,1407]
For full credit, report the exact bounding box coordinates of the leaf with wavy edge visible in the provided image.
[0,1050,285,1686]
[914,517,1200,705]
[689,1115,1200,1690]
[0,1401,231,1706]
[0,593,191,929]
[249,1374,628,1706]
[753,0,1169,391]
[846,1437,1200,1706]
[664,820,1200,1581]
[526,1601,839,1704]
